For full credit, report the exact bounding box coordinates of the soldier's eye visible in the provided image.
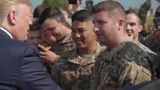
[129,23,136,26]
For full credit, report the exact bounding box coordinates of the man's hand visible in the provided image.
[38,44,59,64]
[67,0,81,15]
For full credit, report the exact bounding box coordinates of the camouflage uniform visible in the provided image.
[52,43,105,90]
[142,34,160,55]
[135,41,156,55]
[135,41,158,78]
[90,41,153,90]
[46,34,75,74]
[51,34,76,55]
[142,34,160,78]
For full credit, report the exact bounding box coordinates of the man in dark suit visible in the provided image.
[0,0,61,90]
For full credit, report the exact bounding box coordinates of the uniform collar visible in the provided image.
[68,42,103,65]
[102,36,133,61]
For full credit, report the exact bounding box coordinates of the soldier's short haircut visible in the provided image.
[33,5,48,18]
[72,9,92,22]
[38,6,71,28]
[38,6,64,25]
[126,9,142,25]
[0,0,31,24]
[91,0,126,20]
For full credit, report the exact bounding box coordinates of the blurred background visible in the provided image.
[30,0,159,35]
[31,0,159,12]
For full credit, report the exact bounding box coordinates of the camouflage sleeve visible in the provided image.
[50,61,61,85]
[90,61,99,90]
[118,62,152,87]
[116,42,153,86]
[50,51,69,87]
[51,50,77,89]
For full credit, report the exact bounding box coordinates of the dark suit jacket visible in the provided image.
[0,29,61,90]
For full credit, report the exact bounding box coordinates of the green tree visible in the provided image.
[43,0,67,9]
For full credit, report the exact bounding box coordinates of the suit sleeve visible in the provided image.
[20,46,62,90]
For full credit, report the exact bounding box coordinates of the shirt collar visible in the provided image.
[0,27,13,39]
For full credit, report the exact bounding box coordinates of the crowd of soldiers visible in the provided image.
[26,0,160,90]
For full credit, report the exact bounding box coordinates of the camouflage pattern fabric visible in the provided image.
[90,41,153,90]
[142,34,160,78]
[52,43,105,90]
[136,41,157,56]
[135,41,157,75]
[142,34,160,55]
[51,34,76,55]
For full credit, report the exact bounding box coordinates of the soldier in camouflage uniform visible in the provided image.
[38,6,75,64]
[141,0,160,78]
[50,33,75,55]
[51,10,105,90]
[90,1,154,90]
[126,9,158,76]
[142,30,160,54]
[142,0,160,55]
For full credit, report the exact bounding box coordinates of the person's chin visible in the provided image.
[23,36,28,41]
[127,31,133,36]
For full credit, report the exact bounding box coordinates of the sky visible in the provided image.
[31,0,159,12]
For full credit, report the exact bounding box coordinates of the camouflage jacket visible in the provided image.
[51,34,76,55]
[90,41,153,90]
[52,43,105,90]
[142,34,160,55]
[136,41,157,55]
[142,34,160,78]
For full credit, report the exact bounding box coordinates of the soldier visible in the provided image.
[126,9,158,76]
[38,6,76,64]
[90,1,154,90]
[142,0,160,55]
[26,22,42,46]
[51,10,105,90]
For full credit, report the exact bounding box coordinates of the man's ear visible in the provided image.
[118,19,125,31]
[138,25,143,32]
[8,9,16,25]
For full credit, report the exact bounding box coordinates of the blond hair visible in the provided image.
[0,0,31,24]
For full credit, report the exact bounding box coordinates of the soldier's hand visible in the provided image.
[38,44,59,64]
[67,0,81,15]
